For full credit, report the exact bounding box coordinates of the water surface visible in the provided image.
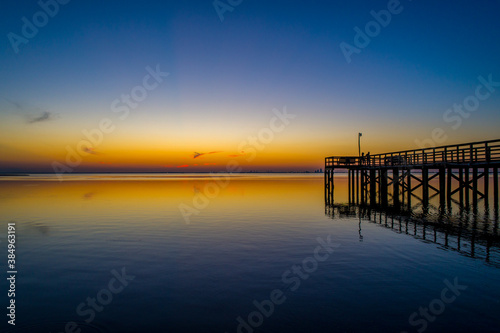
[1,174,499,332]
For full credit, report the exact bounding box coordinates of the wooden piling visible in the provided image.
[484,167,489,208]
[393,168,400,208]
[473,167,478,208]
[439,167,445,207]
[422,167,429,209]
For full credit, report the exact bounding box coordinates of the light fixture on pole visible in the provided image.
[358,132,362,157]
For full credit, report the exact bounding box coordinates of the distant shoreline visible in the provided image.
[0,171,328,176]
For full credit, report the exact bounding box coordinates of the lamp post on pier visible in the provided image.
[358,133,362,157]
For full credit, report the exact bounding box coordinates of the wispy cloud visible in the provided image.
[177,164,189,168]
[1,98,59,123]
[2,97,21,110]
[27,111,57,124]
[82,147,98,155]
[193,151,222,159]
[82,192,95,200]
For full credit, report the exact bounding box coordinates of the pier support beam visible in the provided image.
[447,167,452,207]
[459,168,464,207]
[473,167,478,209]
[484,167,489,209]
[494,167,499,216]
[439,167,446,207]
[407,169,412,211]
[324,169,334,206]
[393,168,400,209]
[356,169,359,205]
[348,169,351,204]
[370,169,376,206]
[361,170,365,205]
[422,167,429,210]
[380,169,388,207]
[351,169,356,203]
[465,168,470,210]
[324,169,327,204]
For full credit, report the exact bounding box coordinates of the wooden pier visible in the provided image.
[325,139,500,213]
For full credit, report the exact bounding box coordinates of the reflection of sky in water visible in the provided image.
[1,174,499,332]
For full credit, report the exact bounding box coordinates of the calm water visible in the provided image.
[1,173,499,333]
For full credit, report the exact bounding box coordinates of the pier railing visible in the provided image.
[326,139,500,168]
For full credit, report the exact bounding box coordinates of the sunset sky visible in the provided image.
[1,0,499,172]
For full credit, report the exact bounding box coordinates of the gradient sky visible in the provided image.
[1,0,499,172]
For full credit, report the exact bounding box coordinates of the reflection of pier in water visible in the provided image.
[325,204,500,267]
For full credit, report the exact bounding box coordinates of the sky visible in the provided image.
[1,0,499,173]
